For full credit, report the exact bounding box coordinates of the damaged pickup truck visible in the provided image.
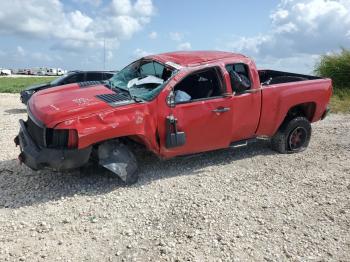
[15,51,332,184]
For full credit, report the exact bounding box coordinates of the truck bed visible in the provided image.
[259,70,322,86]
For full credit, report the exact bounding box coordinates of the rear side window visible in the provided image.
[86,73,102,81]
[225,63,252,92]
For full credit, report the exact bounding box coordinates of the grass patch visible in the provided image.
[330,89,350,113]
[0,77,56,93]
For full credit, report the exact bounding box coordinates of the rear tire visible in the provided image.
[270,116,311,154]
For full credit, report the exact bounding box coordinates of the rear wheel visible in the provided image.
[270,116,311,153]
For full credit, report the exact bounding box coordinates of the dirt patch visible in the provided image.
[0,93,349,261]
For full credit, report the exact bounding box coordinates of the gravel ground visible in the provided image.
[0,93,349,261]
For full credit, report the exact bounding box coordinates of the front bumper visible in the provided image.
[15,119,92,171]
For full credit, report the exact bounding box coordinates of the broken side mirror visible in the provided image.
[166,90,176,108]
[165,115,186,148]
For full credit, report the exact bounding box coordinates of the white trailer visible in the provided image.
[31,67,46,76]
[0,68,12,75]
[46,68,58,76]
[56,68,66,76]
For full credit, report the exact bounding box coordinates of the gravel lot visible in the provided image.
[0,93,349,261]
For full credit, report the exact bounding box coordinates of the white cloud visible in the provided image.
[111,0,133,15]
[133,48,151,58]
[111,15,142,39]
[258,54,320,74]
[224,0,350,73]
[72,0,102,7]
[177,42,192,51]
[169,32,184,42]
[134,0,154,16]
[69,10,93,31]
[0,0,155,52]
[270,9,289,23]
[149,31,157,39]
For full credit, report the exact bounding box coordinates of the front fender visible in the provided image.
[54,102,160,153]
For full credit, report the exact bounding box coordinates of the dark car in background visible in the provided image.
[20,70,116,104]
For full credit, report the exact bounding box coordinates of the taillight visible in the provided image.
[67,129,78,148]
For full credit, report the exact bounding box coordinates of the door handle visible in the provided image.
[212,107,230,113]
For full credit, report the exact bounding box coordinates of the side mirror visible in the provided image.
[166,90,176,108]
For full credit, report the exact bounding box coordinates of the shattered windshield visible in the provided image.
[108,60,176,101]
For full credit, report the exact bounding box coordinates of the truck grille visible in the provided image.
[27,116,45,147]
[46,129,68,148]
[26,117,68,148]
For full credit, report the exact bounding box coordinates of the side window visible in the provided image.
[226,63,251,93]
[174,67,224,103]
[86,73,102,81]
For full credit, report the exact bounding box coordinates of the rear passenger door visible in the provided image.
[226,63,261,141]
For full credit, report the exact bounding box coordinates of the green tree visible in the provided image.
[314,48,350,90]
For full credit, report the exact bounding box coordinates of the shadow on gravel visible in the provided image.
[5,108,27,114]
[0,140,276,209]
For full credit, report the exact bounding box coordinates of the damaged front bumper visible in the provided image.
[15,119,92,171]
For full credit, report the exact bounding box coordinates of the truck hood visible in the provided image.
[29,83,123,127]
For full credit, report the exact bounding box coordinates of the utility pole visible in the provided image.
[103,36,106,70]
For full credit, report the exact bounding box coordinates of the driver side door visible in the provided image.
[159,66,234,158]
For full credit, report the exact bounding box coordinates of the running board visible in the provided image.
[229,138,257,148]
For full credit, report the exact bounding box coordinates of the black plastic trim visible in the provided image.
[17,120,92,171]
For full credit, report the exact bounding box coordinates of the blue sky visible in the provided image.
[0,0,349,73]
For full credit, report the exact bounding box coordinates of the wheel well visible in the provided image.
[275,102,316,133]
[286,102,316,122]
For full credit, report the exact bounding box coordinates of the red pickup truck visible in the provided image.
[15,51,332,184]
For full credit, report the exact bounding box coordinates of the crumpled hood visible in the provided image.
[29,83,117,127]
